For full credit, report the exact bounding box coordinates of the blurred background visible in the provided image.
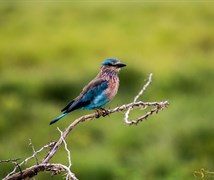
[0,1,213,179]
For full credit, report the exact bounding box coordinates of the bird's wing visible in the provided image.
[61,100,75,112]
[81,78,107,97]
[61,78,108,112]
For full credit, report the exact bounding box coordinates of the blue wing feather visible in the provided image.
[50,112,68,125]
[81,81,108,109]
[63,79,108,113]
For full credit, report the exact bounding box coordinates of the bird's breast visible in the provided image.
[106,77,119,101]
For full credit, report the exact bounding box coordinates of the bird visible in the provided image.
[50,58,126,125]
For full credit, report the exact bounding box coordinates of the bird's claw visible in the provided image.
[95,112,101,118]
[95,108,109,118]
[102,109,109,117]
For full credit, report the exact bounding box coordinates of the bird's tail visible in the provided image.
[50,112,68,125]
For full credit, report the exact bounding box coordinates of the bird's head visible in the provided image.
[101,58,126,73]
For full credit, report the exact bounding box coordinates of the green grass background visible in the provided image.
[0,1,213,179]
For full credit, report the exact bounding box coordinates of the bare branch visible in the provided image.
[0,159,20,164]
[42,101,168,163]
[57,127,72,169]
[5,141,55,178]
[125,73,153,125]
[3,74,169,180]
[29,139,39,165]
[3,163,78,180]
[125,101,169,125]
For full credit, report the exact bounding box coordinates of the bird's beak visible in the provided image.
[115,62,126,68]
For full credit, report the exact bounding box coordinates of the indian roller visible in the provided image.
[50,58,126,125]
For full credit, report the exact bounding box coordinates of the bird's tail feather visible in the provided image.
[50,113,68,125]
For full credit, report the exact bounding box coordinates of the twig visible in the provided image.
[124,73,153,125]
[57,127,72,169]
[29,139,39,165]
[125,101,169,125]
[5,141,55,178]
[3,163,78,180]
[12,161,22,176]
[0,159,20,164]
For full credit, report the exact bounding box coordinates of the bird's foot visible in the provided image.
[95,108,109,118]
[100,108,109,117]
[95,108,102,118]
